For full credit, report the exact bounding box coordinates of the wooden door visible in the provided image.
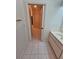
[29,4,43,40]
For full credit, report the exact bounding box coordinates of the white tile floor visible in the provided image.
[21,40,56,59]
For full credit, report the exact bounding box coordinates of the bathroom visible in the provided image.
[16,0,63,59]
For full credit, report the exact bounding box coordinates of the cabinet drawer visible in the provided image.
[49,36,61,58]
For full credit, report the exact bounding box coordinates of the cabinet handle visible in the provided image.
[16,19,22,22]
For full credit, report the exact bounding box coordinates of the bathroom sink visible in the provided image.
[51,31,63,44]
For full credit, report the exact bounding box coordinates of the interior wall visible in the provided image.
[47,6,63,32]
[16,0,28,59]
[24,0,63,41]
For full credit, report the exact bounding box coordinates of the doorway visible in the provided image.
[28,4,43,40]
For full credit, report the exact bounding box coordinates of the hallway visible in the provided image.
[21,40,56,59]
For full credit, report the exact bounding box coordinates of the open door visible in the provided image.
[28,4,43,40]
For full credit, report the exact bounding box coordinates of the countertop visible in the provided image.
[51,31,63,44]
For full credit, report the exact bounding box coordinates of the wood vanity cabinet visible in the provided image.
[48,32,63,59]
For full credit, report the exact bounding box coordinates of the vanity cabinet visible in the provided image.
[48,32,63,59]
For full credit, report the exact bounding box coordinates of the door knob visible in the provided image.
[41,27,44,29]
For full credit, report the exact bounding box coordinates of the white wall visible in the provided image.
[16,0,28,59]
[24,0,63,41]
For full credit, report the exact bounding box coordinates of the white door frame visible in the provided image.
[26,3,46,40]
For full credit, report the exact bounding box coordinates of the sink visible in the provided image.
[51,31,63,44]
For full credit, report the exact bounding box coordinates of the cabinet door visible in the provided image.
[60,53,63,59]
[49,36,61,58]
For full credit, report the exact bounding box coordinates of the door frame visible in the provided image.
[26,3,46,40]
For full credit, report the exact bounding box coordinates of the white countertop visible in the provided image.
[51,31,63,44]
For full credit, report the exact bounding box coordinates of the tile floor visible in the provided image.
[21,40,56,59]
